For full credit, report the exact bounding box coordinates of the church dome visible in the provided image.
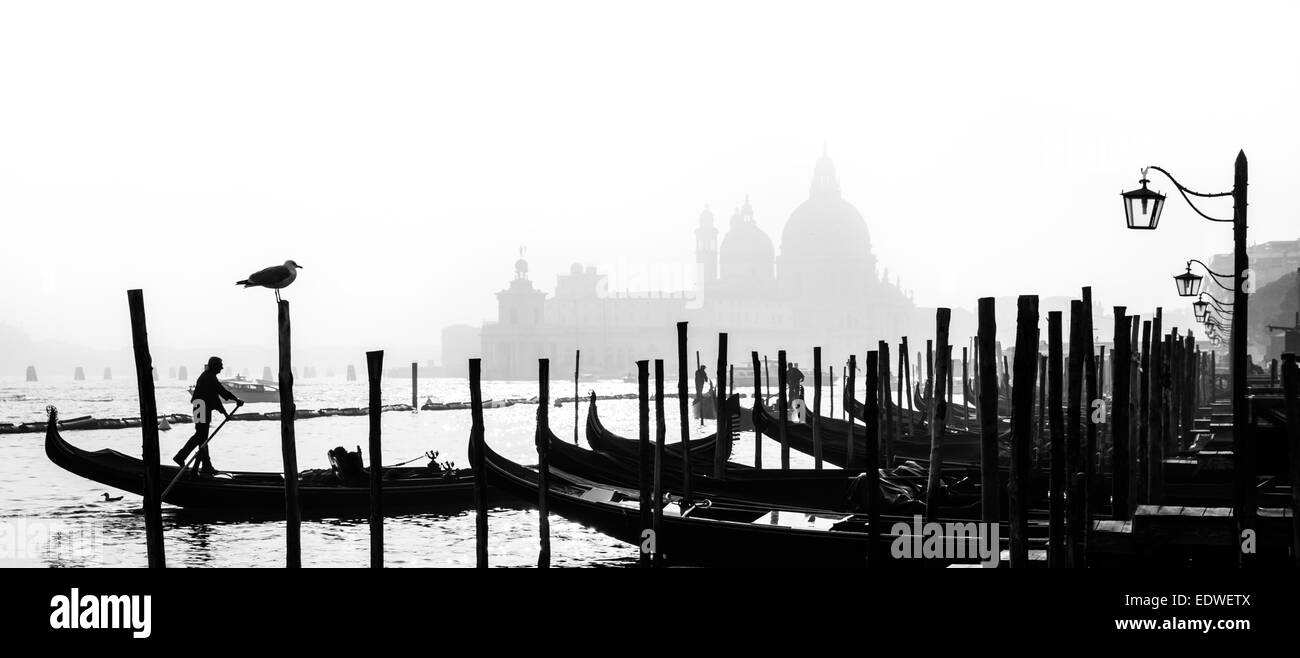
[779,153,872,263]
[778,151,877,296]
[719,199,775,283]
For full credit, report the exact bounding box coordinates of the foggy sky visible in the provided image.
[1,1,1297,370]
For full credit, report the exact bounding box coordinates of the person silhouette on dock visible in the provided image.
[174,356,243,476]
[695,364,710,398]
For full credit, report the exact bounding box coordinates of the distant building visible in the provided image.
[438,324,481,377]
[1208,239,1300,357]
[475,152,925,379]
[1209,239,1300,292]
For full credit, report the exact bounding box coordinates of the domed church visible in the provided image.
[475,150,921,379]
[692,149,916,364]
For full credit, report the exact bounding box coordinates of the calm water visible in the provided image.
[0,374,841,567]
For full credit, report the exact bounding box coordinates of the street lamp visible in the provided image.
[1204,315,1229,333]
[1197,290,1235,309]
[1121,151,1252,564]
[1177,259,1235,295]
[1193,300,1232,325]
[1174,265,1202,297]
[1121,169,1166,229]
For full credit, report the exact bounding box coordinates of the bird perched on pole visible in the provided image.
[236,260,303,301]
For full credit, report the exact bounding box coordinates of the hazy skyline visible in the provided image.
[2,1,1297,368]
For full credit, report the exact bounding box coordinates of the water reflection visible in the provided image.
[4,375,828,567]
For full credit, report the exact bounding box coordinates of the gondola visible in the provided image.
[549,426,968,513]
[752,399,997,468]
[44,408,477,516]
[577,396,984,513]
[846,386,997,436]
[583,392,738,471]
[478,435,876,566]
[478,433,1009,567]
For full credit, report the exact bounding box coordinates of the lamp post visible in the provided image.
[1194,292,1234,324]
[1122,152,1252,565]
[1194,301,1208,322]
[1174,260,1235,297]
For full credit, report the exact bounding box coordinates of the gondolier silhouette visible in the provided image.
[174,356,243,476]
[787,362,805,402]
[694,364,710,398]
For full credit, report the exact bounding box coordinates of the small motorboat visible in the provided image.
[188,375,281,404]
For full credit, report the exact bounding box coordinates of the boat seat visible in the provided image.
[579,487,616,503]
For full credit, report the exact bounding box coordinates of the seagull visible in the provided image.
[236,260,303,301]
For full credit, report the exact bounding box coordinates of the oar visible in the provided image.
[161,401,243,500]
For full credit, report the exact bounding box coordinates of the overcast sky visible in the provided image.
[1,1,1296,363]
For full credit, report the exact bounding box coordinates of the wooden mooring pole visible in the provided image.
[864,350,881,565]
[901,337,914,439]
[880,341,894,464]
[714,333,728,479]
[1009,295,1039,568]
[277,300,301,568]
[678,323,693,504]
[1149,308,1164,504]
[410,362,417,409]
[977,298,999,526]
[1099,346,1107,399]
[1066,299,1085,568]
[1047,311,1065,567]
[962,347,970,425]
[897,346,907,436]
[637,360,650,568]
[1138,320,1152,504]
[574,350,580,444]
[1182,334,1196,450]
[925,308,951,520]
[469,358,488,568]
[778,350,790,469]
[846,355,857,468]
[829,366,835,421]
[812,346,823,469]
[536,358,551,568]
[367,350,384,568]
[1082,287,1098,545]
[653,359,666,568]
[126,290,165,568]
[925,339,934,402]
[764,356,770,402]
[1036,354,1047,470]
[751,351,763,469]
[1111,310,1131,520]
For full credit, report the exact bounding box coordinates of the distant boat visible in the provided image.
[188,374,280,404]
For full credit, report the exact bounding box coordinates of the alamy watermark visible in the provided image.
[50,588,152,639]
[0,518,105,565]
[889,515,1001,567]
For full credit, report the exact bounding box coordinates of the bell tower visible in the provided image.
[496,248,546,327]
[695,206,718,289]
